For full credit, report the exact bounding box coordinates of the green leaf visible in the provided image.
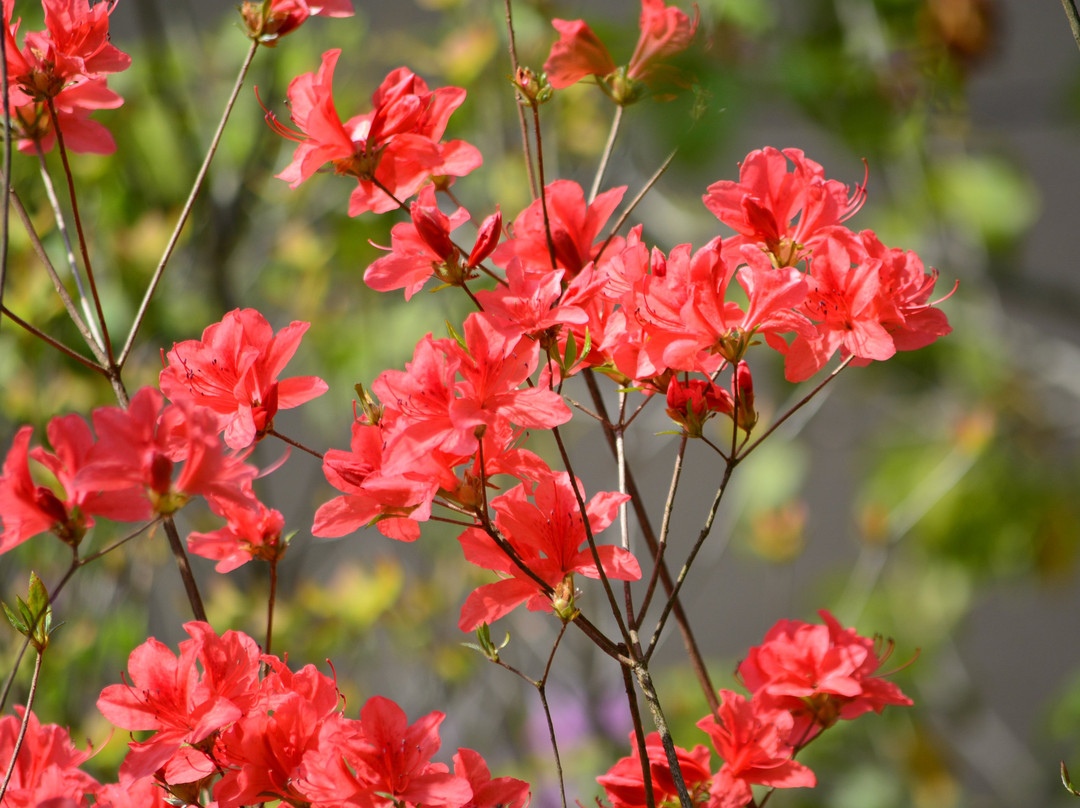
[1063,761,1080,796]
[3,601,27,635]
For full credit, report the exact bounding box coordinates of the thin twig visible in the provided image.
[502,0,538,200]
[583,370,719,716]
[0,12,10,334]
[45,97,113,364]
[551,425,634,650]
[163,516,207,622]
[121,40,261,367]
[644,462,735,664]
[0,306,104,372]
[34,145,102,350]
[539,623,569,808]
[633,663,693,808]
[1062,0,1080,52]
[268,428,324,460]
[595,148,678,263]
[0,650,43,804]
[265,558,279,656]
[636,434,687,624]
[1,187,104,360]
[589,104,623,203]
[622,664,656,808]
[530,104,559,271]
[737,357,853,461]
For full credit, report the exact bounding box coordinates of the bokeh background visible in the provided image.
[1,1,1079,806]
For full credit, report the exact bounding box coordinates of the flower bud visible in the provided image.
[468,209,502,267]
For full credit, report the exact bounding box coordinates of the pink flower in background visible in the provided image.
[160,308,327,450]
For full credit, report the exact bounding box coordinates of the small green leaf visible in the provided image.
[1062,761,1080,796]
[3,602,27,634]
[27,572,48,618]
[563,330,578,370]
[445,321,467,350]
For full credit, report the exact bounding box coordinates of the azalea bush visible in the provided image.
[0,0,969,806]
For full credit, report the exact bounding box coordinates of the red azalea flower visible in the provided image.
[544,18,617,90]
[703,147,866,268]
[492,180,624,277]
[240,0,353,45]
[697,690,815,808]
[0,707,99,808]
[160,308,328,450]
[364,184,472,299]
[453,748,530,808]
[597,731,712,808]
[267,50,481,215]
[0,414,150,554]
[781,239,895,382]
[96,622,262,785]
[457,469,639,630]
[9,76,123,154]
[737,610,913,743]
[77,387,258,517]
[214,657,342,807]
[4,0,130,101]
[297,696,472,808]
[312,416,439,541]
[544,0,697,102]
[187,492,286,573]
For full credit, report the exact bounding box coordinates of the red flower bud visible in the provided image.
[468,209,502,267]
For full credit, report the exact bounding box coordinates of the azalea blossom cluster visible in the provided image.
[2,0,131,154]
[0,0,944,806]
[2,621,529,808]
[0,308,328,570]
[598,611,912,808]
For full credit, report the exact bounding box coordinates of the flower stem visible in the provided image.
[589,104,623,204]
[634,663,693,808]
[0,650,43,805]
[45,97,113,365]
[121,39,261,368]
[268,428,324,460]
[1062,0,1080,51]
[34,145,103,350]
[0,186,104,360]
[0,305,103,372]
[583,370,719,716]
[0,18,11,336]
[163,516,208,622]
[265,558,279,657]
[502,0,538,200]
